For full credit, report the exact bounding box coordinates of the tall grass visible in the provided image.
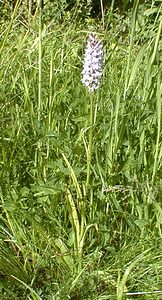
[0,1,162,299]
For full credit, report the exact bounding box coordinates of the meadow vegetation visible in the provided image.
[0,0,162,299]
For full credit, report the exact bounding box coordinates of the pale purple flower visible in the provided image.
[82,33,103,93]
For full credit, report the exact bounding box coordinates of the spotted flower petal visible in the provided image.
[82,33,103,93]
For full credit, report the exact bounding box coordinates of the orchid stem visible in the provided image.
[86,92,94,190]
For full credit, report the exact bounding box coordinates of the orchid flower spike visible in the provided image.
[81,33,103,93]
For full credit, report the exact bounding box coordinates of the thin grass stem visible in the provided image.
[38,1,42,123]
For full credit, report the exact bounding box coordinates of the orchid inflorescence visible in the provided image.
[81,33,103,93]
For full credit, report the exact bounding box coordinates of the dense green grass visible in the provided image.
[0,1,162,299]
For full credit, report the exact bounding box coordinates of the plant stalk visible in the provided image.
[38,0,42,123]
[86,93,94,190]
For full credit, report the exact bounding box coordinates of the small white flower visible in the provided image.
[82,33,103,93]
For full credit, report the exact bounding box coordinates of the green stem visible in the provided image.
[35,1,42,178]
[38,0,42,123]
[86,93,94,190]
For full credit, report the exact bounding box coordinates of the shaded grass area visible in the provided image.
[0,1,162,299]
